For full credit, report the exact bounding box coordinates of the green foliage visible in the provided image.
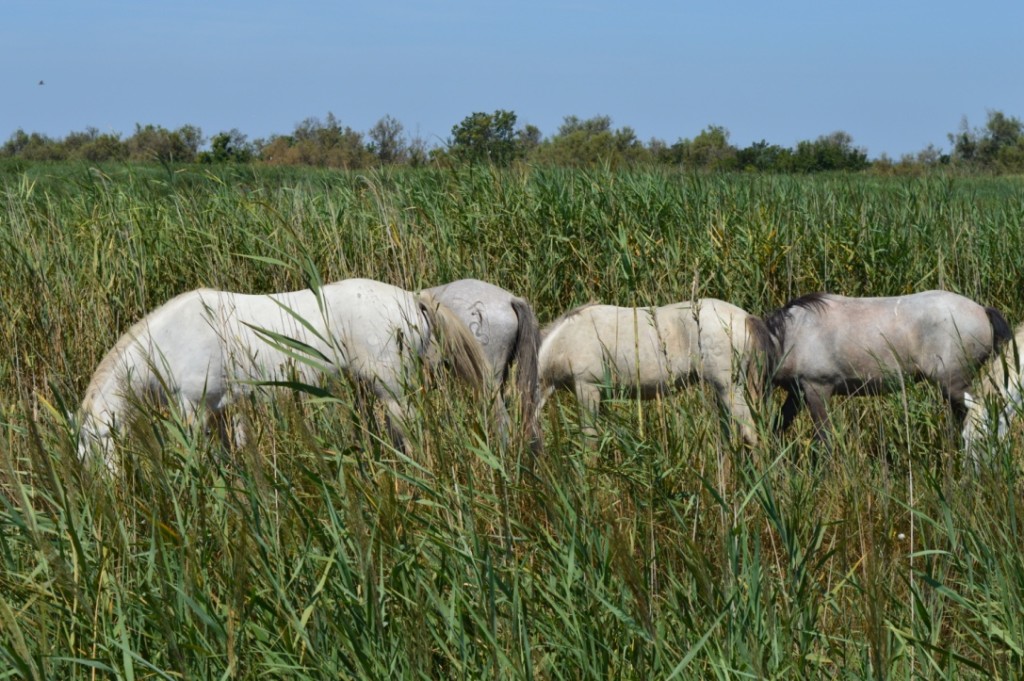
[260,113,373,168]
[657,125,738,171]
[367,115,407,164]
[2,165,1024,677]
[951,111,1024,170]
[8,108,1024,173]
[126,123,203,164]
[199,129,254,164]
[2,129,65,160]
[535,115,647,167]
[786,131,870,172]
[736,139,792,172]
[449,109,521,166]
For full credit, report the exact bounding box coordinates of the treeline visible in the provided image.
[3,109,1024,173]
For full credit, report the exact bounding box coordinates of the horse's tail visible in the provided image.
[416,292,489,396]
[743,315,777,402]
[510,297,543,454]
[986,306,1013,352]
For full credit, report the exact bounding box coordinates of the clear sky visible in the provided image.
[4,0,1023,159]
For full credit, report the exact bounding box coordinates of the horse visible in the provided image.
[77,278,488,471]
[424,278,543,453]
[537,299,774,446]
[764,290,1012,448]
[961,321,1024,460]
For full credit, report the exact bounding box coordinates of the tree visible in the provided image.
[368,115,407,164]
[449,110,519,166]
[63,127,128,162]
[199,129,254,163]
[786,131,868,172]
[736,139,791,172]
[950,110,1024,169]
[1,129,62,160]
[666,125,738,170]
[516,124,542,157]
[126,124,203,163]
[535,115,646,167]
[260,113,372,168]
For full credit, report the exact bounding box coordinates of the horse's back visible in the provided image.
[833,291,993,361]
[540,300,751,389]
[108,288,227,384]
[424,278,521,374]
[777,290,999,388]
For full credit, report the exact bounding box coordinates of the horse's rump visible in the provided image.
[424,278,545,453]
[415,291,488,394]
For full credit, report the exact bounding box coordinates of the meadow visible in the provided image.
[2,160,1024,679]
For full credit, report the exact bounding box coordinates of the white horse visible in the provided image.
[962,321,1024,459]
[537,299,773,445]
[77,278,488,470]
[765,290,1012,447]
[424,278,542,452]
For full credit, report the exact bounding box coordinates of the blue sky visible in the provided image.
[4,0,1023,159]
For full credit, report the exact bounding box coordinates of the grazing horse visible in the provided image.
[77,278,488,470]
[537,299,773,446]
[961,321,1024,459]
[765,290,1012,446]
[425,278,543,452]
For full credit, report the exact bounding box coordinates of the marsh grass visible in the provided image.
[2,162,1024,678]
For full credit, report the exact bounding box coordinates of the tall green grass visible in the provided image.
[2,161,1024,678]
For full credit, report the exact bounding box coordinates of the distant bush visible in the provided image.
[5,108,1024,173]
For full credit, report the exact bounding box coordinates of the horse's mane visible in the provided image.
[540,301,599,342]
[763,292,832,348]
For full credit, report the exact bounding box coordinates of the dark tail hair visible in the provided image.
[986,307,1013,351]
[510,297,543,455]
[744,315,777,401]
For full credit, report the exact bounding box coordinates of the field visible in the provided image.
[2,161,1024,679]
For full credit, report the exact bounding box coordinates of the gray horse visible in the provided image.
[765,290,1012,446]
[425,278,543,452]
[538,299,774,446]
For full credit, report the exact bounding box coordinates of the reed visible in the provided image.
[1,161,1023,678]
